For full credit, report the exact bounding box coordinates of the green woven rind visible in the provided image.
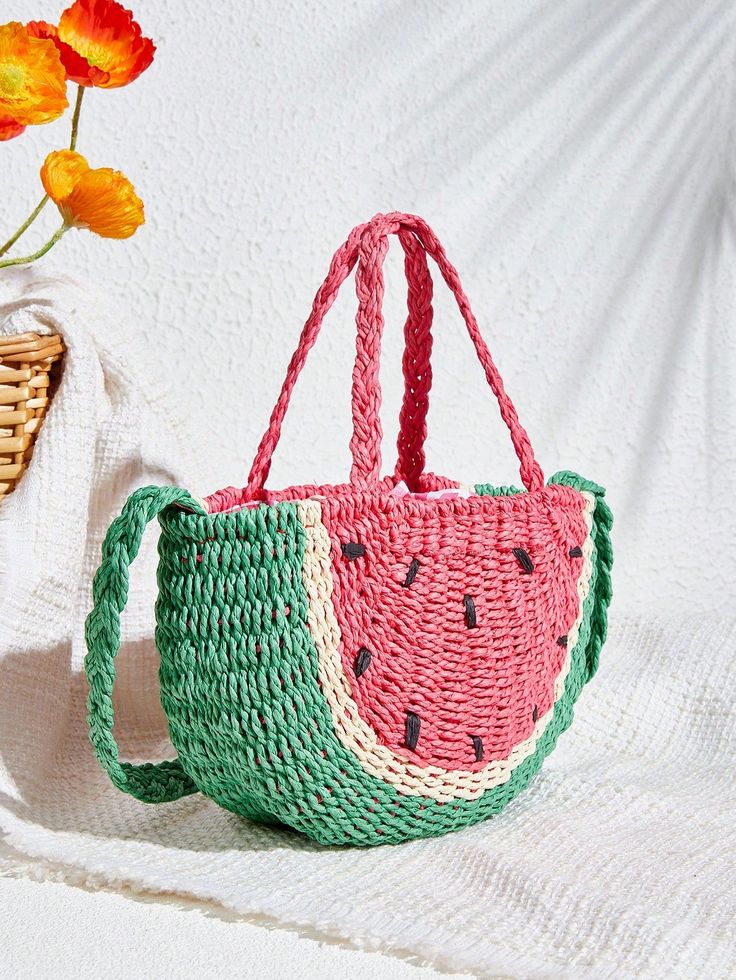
[473,483,522,496]
[155,473,612,846]
[547,471,613,679]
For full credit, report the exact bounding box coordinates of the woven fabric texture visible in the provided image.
[84,214,613,845]
[1,259,733,978]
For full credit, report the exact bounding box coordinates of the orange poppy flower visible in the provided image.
[26,19,106,86]
[41,149,144,239]
[33,0,156,88]
[0,22,68,139]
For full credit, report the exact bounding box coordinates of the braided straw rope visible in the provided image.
[85,486,204,803]
[395,230,433,490]
[241,212,543,503]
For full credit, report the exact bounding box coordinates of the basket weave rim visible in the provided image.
[0,330,64,361]
[165,478,585,535]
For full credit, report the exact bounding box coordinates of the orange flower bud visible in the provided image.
[41,149,145,239]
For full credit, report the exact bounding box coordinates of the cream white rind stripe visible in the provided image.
[297,493,596,803]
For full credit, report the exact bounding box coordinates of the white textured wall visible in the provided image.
[3,0,735,614]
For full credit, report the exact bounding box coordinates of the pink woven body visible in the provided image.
[202,212,575,773]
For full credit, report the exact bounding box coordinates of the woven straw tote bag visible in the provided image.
[85,212,612,847]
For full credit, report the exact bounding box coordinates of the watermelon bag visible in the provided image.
[85,212,612,846]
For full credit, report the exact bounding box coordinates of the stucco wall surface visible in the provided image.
[3,0,735,609]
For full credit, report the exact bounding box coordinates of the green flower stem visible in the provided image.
[0,225,68,269]
[0,84,85,258]
[69,84,85,151]
[0,196,50,258]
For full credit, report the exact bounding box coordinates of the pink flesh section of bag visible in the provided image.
[318,487,589,771]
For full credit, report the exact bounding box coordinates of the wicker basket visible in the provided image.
[0,331,64,500]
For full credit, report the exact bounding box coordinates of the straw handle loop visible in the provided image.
[395,228,434,490]
[245,212,543,497]
[84,485,204,804]
[245,222,434,495]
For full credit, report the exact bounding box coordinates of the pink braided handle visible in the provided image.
[395,229,433,490]
[350,226,435,486]
[244,212,543,497]
[244,218,435,496]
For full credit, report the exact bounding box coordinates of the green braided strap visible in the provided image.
[84,485,205,804]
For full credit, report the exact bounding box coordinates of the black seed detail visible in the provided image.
[463,595,477,628]
[405,711,421,751]
[513,548,534,573]
[341,542,365,561]
[401,558,420,587]
[354,647,372,677]
[471,735,484,761]
[532,704,539,722]
[557,635,568,647]
[569,546,583,558]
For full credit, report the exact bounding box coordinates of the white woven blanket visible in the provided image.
[1,270,735,978]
